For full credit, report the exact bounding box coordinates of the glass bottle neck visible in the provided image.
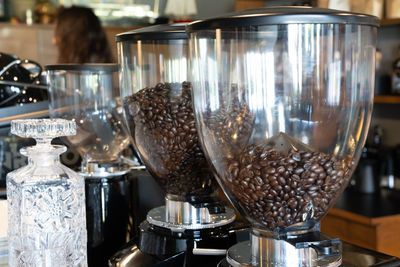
[27,154,60,166]
[21,144,66,166]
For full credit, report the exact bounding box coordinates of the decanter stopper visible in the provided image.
[11,118,76,145]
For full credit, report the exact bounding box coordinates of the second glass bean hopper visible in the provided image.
[113,24,237,266]
[187,7,378,267]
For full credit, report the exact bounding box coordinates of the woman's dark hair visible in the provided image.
[55,6,113,63]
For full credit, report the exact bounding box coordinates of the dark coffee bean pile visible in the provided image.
[226,144,355,230]
[123,82,215,198]
[206,103,254,152]
[205,85,254,152]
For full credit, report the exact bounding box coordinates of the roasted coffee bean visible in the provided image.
[288,198,298,209]
[249,183,256,191]
[278,176,286,186]
[292,174,300,181]
[123,82,216,198]
[226,143,354,231]
[271,180,279,187]
[266,193,274,200]
[291,152,301,161]
[254,176,263,186]
[304,177,316,184]
[273,185,282,191]
[277,166,286,173]
[294,168,305,175]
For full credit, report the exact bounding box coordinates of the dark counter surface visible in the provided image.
[334,187,400,219]
[342,241,400,266]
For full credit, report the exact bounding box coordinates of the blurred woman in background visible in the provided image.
[54,6,113,63]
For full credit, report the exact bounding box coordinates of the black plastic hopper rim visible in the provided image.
[45,63,118,72]
[186,6,379,32]
[116,23,188,42]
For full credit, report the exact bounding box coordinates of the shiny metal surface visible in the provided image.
[226,241,253,267]
[192,248,227,256]
[109,243,158,267]
[165,198,212,224]
[221,239,400,267]
[147,205,236,231]
[250,232,318,267]
[81,162,130,177]
[227,232,342,267]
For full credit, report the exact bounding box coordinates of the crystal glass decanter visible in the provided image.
[7,119,87,267]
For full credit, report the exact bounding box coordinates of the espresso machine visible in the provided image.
[46,64,140,267]
[187,7,378,266]
[110,24,238,266]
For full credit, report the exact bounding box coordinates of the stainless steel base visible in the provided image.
[81,162,130,177]
[147,205,236,231]
[165,198,225,225]
[226,232,342,267]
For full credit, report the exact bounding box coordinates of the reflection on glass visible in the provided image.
[47,65,130,165]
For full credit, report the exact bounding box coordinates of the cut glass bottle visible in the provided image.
[7,119,87,267]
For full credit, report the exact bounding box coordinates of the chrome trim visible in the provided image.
[192,248,227,256]
[147,205,236,231]
[165,198,212,224]
[227,231,342,267]
[80,162,131,177]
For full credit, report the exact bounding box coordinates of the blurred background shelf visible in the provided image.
[374,95,400,104]
[380,19,400,26]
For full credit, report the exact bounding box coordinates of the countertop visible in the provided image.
[322,187,400,257]
[334,187,400,219]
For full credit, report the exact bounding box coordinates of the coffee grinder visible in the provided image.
[110,24,237,266]
[187,7,378,266]
[46,64,139,266]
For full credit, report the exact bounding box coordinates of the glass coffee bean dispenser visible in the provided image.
[113,24,237,266]
[46,64,139,266]
[187,7,378,267]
